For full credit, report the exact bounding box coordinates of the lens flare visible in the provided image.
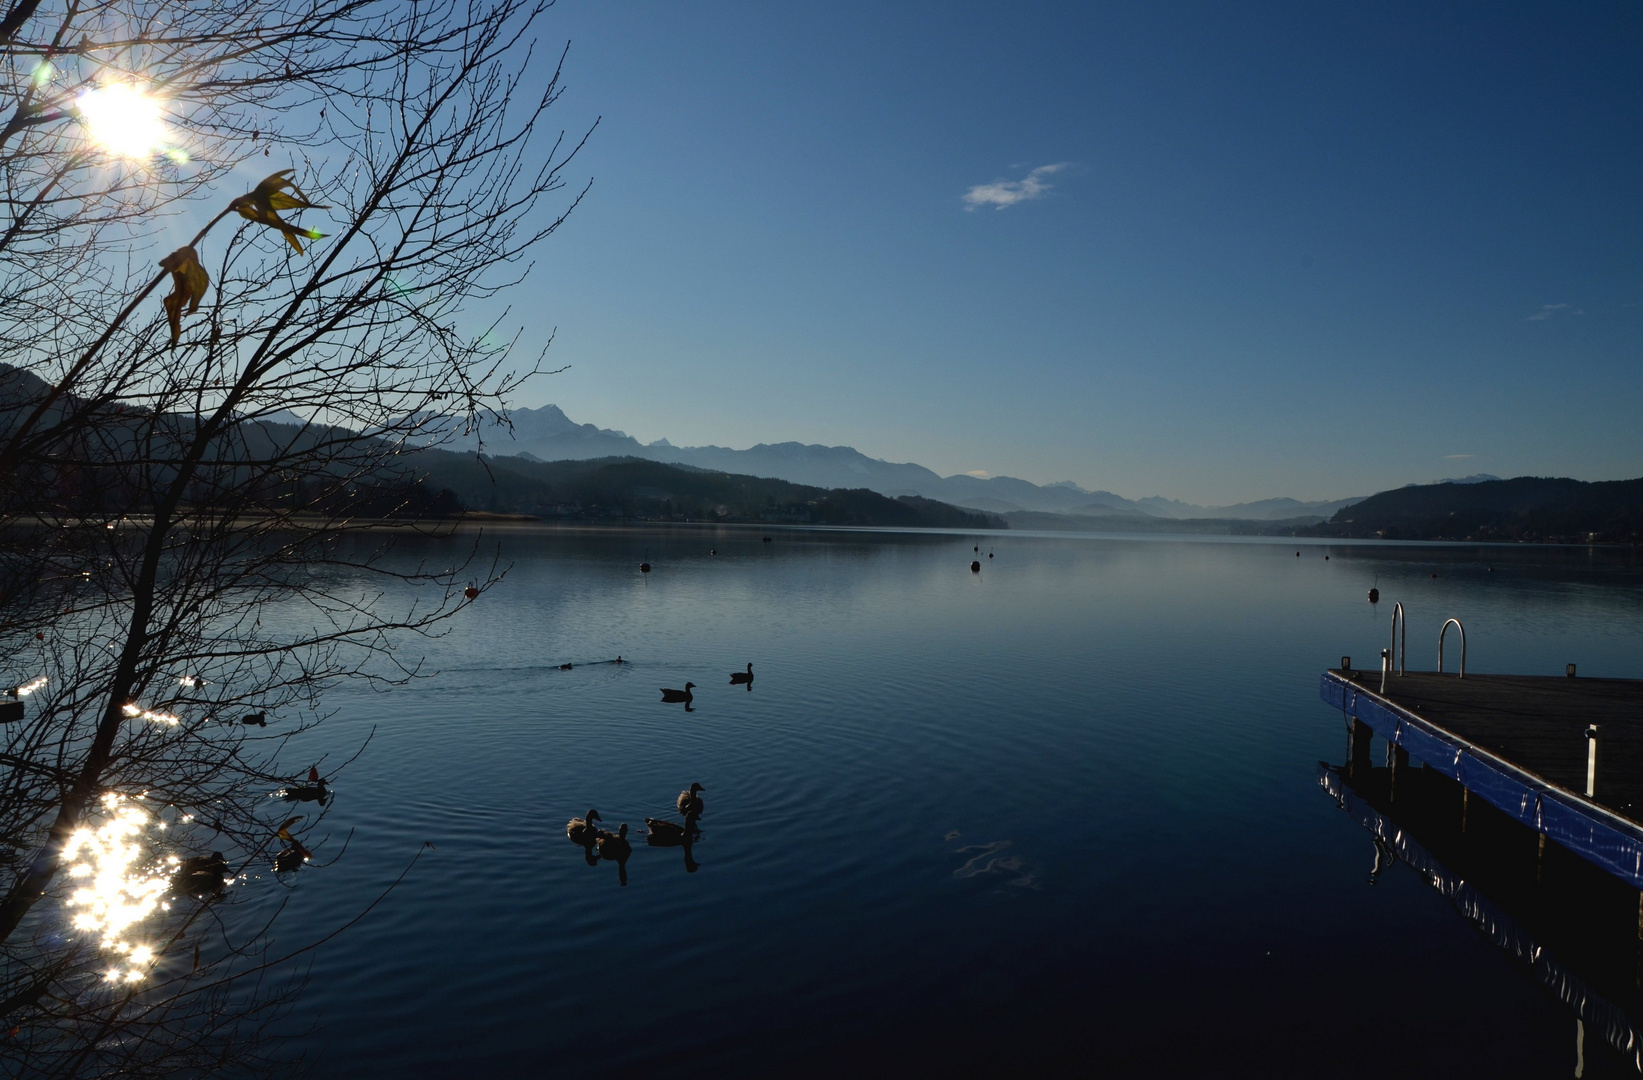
[64,794,170,981]
[76,82,168,159]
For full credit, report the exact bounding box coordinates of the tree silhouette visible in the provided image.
[0,0,591,1072]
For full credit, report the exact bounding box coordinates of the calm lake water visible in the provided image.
[251,527,1643,1077]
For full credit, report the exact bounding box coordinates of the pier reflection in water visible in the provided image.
[1322,748,1643,1076]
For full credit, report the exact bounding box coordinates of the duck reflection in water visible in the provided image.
[660,683,695,711]
[645,809,702,873]
[597,823,632,886]
[729,663,753,690]
[566,808,603,866]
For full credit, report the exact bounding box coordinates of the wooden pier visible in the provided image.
[1321,669,1643,890]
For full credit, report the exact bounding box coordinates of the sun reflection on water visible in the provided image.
[122,702,179,726]
[65,794,175,982]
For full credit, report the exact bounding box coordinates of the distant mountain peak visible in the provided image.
[394,401,1366,521]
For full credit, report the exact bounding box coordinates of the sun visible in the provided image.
[76,81,168,160]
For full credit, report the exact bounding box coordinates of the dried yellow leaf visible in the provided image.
[228,169,329,253]
[157,245,209,344]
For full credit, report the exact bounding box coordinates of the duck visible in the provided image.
[173,851,229,894]
[559,662,573,670]
[280,765,327,802]
[242,711,267,726]
[677,782,705,816]
[659,683,695,704]
[275,817,311,867]
[645,810,700,845]
[596,822,632,862]
[566,808,603,846]
[729,663,753,685]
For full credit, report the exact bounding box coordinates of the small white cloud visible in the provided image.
[963,163,1068,211]
[1526,303,1570,321]
[965,469,992,478]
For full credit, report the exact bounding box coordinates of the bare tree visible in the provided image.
[0,0,591,1072]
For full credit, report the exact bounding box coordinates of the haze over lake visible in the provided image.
[253,526,1643,1076]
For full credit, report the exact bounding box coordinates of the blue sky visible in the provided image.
[510,1,1642,503]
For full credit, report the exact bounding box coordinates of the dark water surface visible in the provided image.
[262,527,1643,1077]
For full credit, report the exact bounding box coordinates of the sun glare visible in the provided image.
[76,82,168,160]
[65,794,171,982]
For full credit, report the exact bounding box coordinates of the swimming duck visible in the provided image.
[597,822,632,862]
[645,810,700,845]
[566,809,603,846]
[660,683,695,704]
[729,663,753,685]
[173,852,229,895]
[242,711,267,726]
[677,782,705,816]
[275,817,311,867]
[280,766,327,802]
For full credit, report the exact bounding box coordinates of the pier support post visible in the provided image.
[1389,744,1409,803]
[1586,725,1600,799]
[1348,718,1372,783]
[1461,787,1469,834]
[1629,894,1643,986]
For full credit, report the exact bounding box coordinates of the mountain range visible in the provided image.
[406,405,1364,521]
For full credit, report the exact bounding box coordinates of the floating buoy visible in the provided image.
[463,585,479,599]
[640,563,651,573]
[970,561,981,572]
[1367,588,1379,604]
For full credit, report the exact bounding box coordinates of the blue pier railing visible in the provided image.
[1321,670,1643,891]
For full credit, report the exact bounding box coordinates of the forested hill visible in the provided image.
[417,453,1006,529]
[1302,476,1643,543]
